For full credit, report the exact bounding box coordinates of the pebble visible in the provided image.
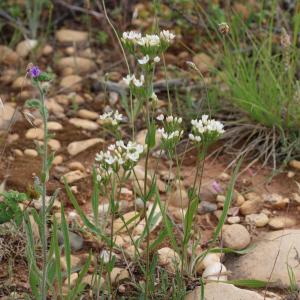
[113,211,139,233]
[58,230,84,252]
[67,138,103,156]
[61,170,86,184]
[69,118,99,131]
[13,149,23,157]
[60,255,82,271]
[16,39,37,58]
[82,274,104,287]
[192,53,215,73]
[287,171,295,178]
[57,57,96,75]
[245,213,269,227]
[77,109,98,120]
[48,139,61,151]
[263,193,289,209]
[60,75,82,92]
[42,44,53,56]
[110,267,130,284]
[289,159,300,170]
[202,262,228,281]
[45,98,64,116]
[157,247,181,273]
[25,128,44,140]
[53,155,64,165]
[168,183,189,208]
[233,190,245,206]
[109,92,119,105]
[195,253,221,274]
[12,77,31,89]
[268,216,297,229]
[24,149,38,157]
[47,121,63,131]
[227,216,241,224]
[216,195,226,203]
[219,172,230,181]
[240,199,262,215]
[68,161,85,172]
[198,201,218,214]
[63,273,78,288]
[0,103,17,130]
[222,224,251,250]
[0,45,19,65]
[56,29,88,44]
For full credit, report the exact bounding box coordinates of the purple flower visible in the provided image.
[29,66,41,78]
[212,180,223,194]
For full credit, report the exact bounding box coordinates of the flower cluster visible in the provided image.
[99,110,123,126]
[95,140,144,183]
[122,30,175,57]
[157,114,183,155]
[123,74,145,87]
[189,115,224,145]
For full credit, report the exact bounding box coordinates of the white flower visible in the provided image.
[105,155,116,165]
[157,114,164,121]
[154,56,160,63]
[138,55,150,65]
[133,74,145,87]
[160,30,175,42]
[114,110,123,121]
[100,249,110,263]
[122,31,141,42]
[166,116,174,123]
[123,74,134,86]
[151,92,158,102]
[189,133,201,142]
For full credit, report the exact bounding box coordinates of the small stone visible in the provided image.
[202,262,228,281]
[12,77,31,89]
[157,247,181,273]
[291,193,300,204]
[168,184,189,208]
[47,121,63,131]
[60,75,82,92]
[57,57,96,75]
[45,98,64,116]
[195,253,221,274]
[245,192,262,202]
[136,128,161,148]
[110,267,130,284]
[245,213,269,227]
[42,44,53,56]
[233,190,245,206]
[77,109,98,120]
[0,103,17,130]
[24,149,38,157]
[219,172,230,181]
[82,274,104,287]
[222,224,251,250]
[48,139,61,151]
[67,138,103,156]
[287,171,295,178]
[192,53,215,73]
[198,201,218,214]
[60,255,82,271]
[58,231,84,252]
[289,159,300,170]
[240,200,262,215]
[61,170,86,184]
[227,216,241,224]
[16,39,37,58]
[53,155,64,165]
[216,195,226,203]
[69,118,99,131]
[25,128,44,140]
[63,273,78,287]
[0,45,19,65]
[263,193,289,209]
[114,211,139,233]
[109,92,119,106]
[56,29,88,44]
[13,149,23,157]
[268,216,297,230]
[68,161,85,172]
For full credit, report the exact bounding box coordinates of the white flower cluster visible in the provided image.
[157,128,182,140]
[99,110,123,126]
[156,114,182,123]
[95,140,144,182]
[122,30,175,47]
[189,115,224,143]
[123,74,145,87]
[138,55,161,65]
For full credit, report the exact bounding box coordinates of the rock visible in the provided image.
[63,272,78,287]
[233,190,245,206]
[12,77,31,89]
[245,192,262,202]
[77,109,98,120]
[0,103,17,130]
[289,159,300,170]
[56,57,96,75]
[227,230,300,288]
[227,216,241,224]
[42,44,53,56]
[157,247,181,273]
[113,211,139,233]
[13,149,23,157]
[192,53,215,73]
[48,139,61,151]
[68,161,85,172]
[216,195,226,203]
[82,274,104,287]
[136,128,161,148]
[0,69,17,85]
[202,262,227,281]
[219,172,230,181]
[240,200,262,215]
[29,215,40,240]
[60,75,82,92]
[24,149,38,157]
[0,45,19,65]
[58,231,84,252]
[45,98,64,116]
[185,282,274,300]
[195,253,221,274]
[245,213,269,227]
[67,138,103,156]
[268,216,297,229]
[292,193,300,204]
[222,224,251,250]
[16,39,37,58]
[198,201,218,214]
[61,170,86,184]
[110,267,130,284]
[263,193,289,209]
[47,121,63,131]
[60,255,82,271]
[53,155,64,165]
[56,29,88,44]
[109,92,119,105]
[168,184,189,208]
[69,118,99,131]
[25,128,44,140]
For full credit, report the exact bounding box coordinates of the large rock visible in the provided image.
[56,57,96,74]
[227,230,300,288]
[67,138,103,156]
[56,29,88,44]
[185,282,278,300]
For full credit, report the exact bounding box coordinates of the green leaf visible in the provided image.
[25,99,41,109]
[145,121,156,149]
[224,279,270,288]
[183,194,198,245]
[91,168,99,226]
[61,205,71,287]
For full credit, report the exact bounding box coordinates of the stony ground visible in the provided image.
[0,27,300,299]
